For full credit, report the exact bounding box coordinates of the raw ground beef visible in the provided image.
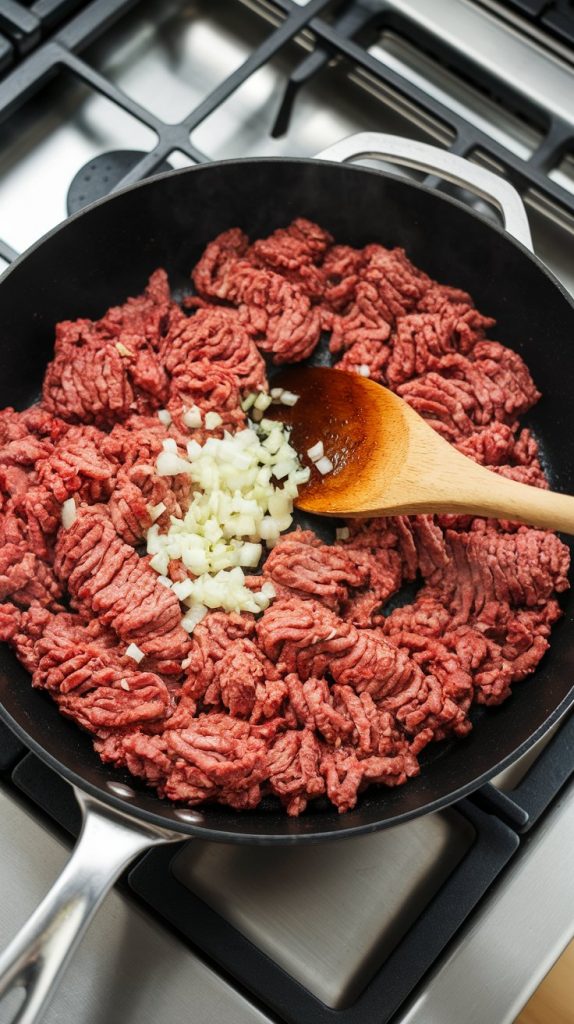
[1,219,569,816]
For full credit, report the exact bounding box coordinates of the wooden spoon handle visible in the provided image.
[399,454,574,536]
[359,442,574,533]
[423,458,574,534]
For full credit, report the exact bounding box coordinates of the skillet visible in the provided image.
[0,133,573,1023]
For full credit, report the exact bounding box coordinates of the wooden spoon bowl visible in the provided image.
[270,366,574,534]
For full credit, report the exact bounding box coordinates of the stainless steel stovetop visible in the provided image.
[1,3,574,1023]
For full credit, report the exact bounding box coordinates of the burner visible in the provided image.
[66,150,172,215]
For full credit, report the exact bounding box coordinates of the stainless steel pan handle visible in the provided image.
[0,789,179,1024]
[315,133,533,252]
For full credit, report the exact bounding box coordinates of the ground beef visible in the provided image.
[43,306,169,427]
[0,541,62,610]
[162,715,269,809]
[385,305,495,387]
[54,505,190,666]
[440,526,569,622]
[247,218,333,301]
[0,603,53,673]
[266,728,325,815]
[262,529,368,610]
[321,244,366,312]
[2,486,61,560]
[0,218,568,817]
[32,613,171,731]
[98,268,177,351]
[161,305,266,393]
[398,343,540,441]
[37,425,116,503]
[328,245,432,354]
[168,359,246,433]
[102,414,190,471]
[256,595,441,751]
[192,229,323,363]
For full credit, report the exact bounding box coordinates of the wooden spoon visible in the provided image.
[270,366,574,534]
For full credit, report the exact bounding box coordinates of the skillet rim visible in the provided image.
[1,155,573,844]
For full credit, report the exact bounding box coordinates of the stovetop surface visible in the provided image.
[0,3,574,1023]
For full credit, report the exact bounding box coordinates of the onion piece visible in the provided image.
[147,419,307,613]
[172,578,194,601]
[315,455,334,475]
[336,527,350,541]
[280,391,299,406]
[183,406,203,429]
[148,501,166,523]
[61,498,77,530]
[357,364,370,377]
[157,409,172,426]
[125,643,144,664]
[205,410,223,429]
[307,441,324,462]
[156,451,191,476]
[241,393,256,412]
[181,603,208,633]
[254,391,272,411]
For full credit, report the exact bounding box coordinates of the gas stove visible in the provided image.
[1,3,574,1023]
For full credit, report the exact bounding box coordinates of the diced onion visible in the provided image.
[241,393,256,412]
[148,501,166,523]
[162,438,177,453]
[156,451,191,476]
[157,575,173,588]
[186,439,202,459]
[307,441,324,462]
[61,499,77,530]
[254,391,272,411]
[183,405,203,429]
[357,364,370,377]
[146,418,307,613]
[125,643,144,664]
[315,456,334,475]
[181,604,208,633]
[205,411,223,429]
[157,409,172,426]
[120,678,131,691]
[238,542,262,567]
[115,342,133,357]
[336,527,350,541]
[280,391,299,406]
[172,578,194,601]
[270,387,283,399]
[149,551,169,575]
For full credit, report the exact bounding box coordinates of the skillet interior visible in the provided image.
[1,157,573,843]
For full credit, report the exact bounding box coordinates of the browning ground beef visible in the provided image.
[2,219,569,816]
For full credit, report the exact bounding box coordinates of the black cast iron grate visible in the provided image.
[0,0,573,267]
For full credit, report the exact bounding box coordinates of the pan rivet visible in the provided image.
[106,781,135,799]
[174,808,203,823]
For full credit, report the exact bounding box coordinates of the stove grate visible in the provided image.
[0,0,572,263]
